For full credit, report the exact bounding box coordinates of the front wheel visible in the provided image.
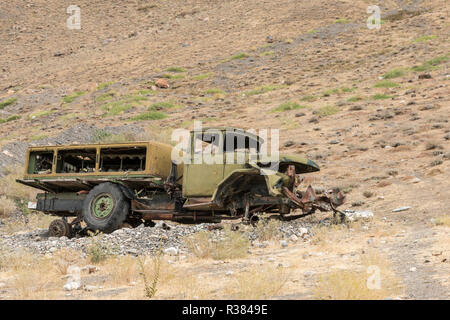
[82,182,130,233]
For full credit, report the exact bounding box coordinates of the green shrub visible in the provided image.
[347,95,362,102]
[372,94,392,100]
[244,85,285,96]
[96,82,114,90]
[413,35,437,43]
[0,115,20,124]
[165,67,186,73]
[204,88,224,95]
[383,68,406,79]
[62,91,86,103]
[192,73,212,81]
[411,55,449,72]
[131,111,167,121]
[230,53,248,60]
[316,105,339,117]
[0,98,17,109]
[272,102,307,112]
[301,95,317,102]
[148,101,179,110]
[373,80,400,88]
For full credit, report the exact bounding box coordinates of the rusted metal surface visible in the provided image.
[283,185,345,214]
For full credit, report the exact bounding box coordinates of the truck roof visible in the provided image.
[26,140,170,150]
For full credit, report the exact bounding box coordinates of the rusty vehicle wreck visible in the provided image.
[16,127,345,237]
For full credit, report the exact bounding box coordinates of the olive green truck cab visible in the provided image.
[17,127,344,237]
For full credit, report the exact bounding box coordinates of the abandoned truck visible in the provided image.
[16,127,345,237]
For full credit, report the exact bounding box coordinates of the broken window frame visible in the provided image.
[98,145,147,173]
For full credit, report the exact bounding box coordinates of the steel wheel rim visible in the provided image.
[91,193,115,219]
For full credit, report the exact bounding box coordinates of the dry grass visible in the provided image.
[0,165,37,200]
[313,251,402,300]
[431,215,450,227]
[86,235,116,264]
[185,227,249,260]
[53,248,83,275]
[225,265,289,299]
[254,218,282,241]
[104,255,139,287]
[1,249,65,299]
[0,195,16,218]
[309,223,353,248]
[2,212,54,234]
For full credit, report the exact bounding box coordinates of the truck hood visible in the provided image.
[276,154,320,173]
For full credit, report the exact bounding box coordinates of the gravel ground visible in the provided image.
[0,219,314,256]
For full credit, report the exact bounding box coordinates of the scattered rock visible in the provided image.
[164,247,179,256]
[155,78,169,88]
[411,177,421,183]
[392,206,411,212]
[283,140,296,148]
[418,73,432,80]
[343,210,374,221]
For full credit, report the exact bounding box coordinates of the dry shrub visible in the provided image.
[432,215,450,227]
[87,236,114,264]
[136,251,165,299]
[3,212,54,234]
[314,251,402,300]
[53,248,83,275]
[0,165,37,200]
[225,265,288,299]
[376,180,392,188]
[309,223,349,247]
[390,145,412,152]
[164,273,212,300]
[106,255,139,286]
[185,228,249,260]
[254,218,282,241]
[2,249,64,299]
[0,195,16,218]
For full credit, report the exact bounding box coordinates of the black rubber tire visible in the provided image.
[82,182,130,233]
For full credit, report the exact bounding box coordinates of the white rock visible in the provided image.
[304,270,315,277]
[344,210,374,221]
[226,270,233,276]
[164,247,179,256]
[268,257,275,262]
[392,206,411,212]
[64,266,81,291]
[299,227,309,237]
[412,177,421,183]
[290,234,298,242]
[409,267,417,272]
[112,229,124,235]
[64,281,81,291]
[280,240,288,248]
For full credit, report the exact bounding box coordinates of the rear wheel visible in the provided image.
[82,183,130,233]
[48,219,72,238]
